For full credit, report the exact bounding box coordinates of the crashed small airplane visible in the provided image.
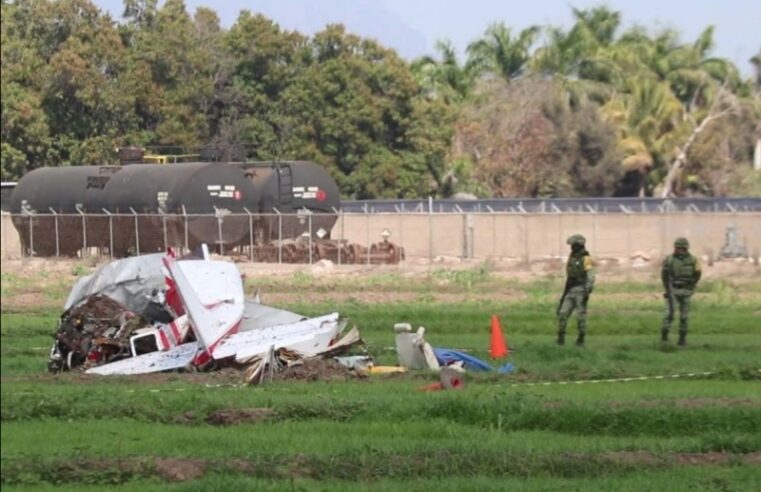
[49,245,361,383]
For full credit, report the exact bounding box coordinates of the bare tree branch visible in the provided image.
[659,82,737,197]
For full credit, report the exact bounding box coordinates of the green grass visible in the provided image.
[4,466,761,492]
[1,273,760,489]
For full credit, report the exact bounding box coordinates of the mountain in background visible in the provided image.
[242,0,429,59]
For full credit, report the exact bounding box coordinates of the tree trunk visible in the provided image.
[659,112,728,198]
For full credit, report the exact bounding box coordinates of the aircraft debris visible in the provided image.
[417,367,465,392]
[48,246,364,384]
[394,323,440,370]
[393,322,516,375]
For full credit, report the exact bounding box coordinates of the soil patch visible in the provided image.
[2,292,60,311]
[641,397,760,409]
[259,289,526,305]
[3,367,245,386]
[275,358,362,382]
[606,451,761,466]
[154,458,207,481]
[7,452,760,485]
[204,407,275,426]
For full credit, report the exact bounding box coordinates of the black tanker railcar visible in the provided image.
[9,161,343,258]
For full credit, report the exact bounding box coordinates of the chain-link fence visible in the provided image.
[2,210,760,264]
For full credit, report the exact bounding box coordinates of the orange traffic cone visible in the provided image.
[489,315,508,359]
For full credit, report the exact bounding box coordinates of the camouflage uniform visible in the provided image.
[661,237,702,346]
[557,234,596,346]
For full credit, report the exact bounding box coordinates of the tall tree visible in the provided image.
[1,0,133,175]
[411,40,472,102]
[466,23,539,82]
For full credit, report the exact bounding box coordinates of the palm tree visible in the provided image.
[602,76,686,195]
[618,27,735,108]
[571,6,621,46]
[466,23,539,81]
[529,7,624,106]
[411,40,472,102]
[751,48,761,92]
[531,6,620,79]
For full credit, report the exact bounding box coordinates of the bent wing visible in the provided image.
[85,342,200,375]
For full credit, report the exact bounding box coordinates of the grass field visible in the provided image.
[1,264,760,490]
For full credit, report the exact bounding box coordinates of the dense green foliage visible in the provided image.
[2,1,759,198]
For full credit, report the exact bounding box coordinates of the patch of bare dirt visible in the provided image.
[260,289,526,304]
[4,292,47,306]
[154,458,207,481]
[607,397,761,410]
[171,411,198,425]
[3,367,246,386]
[275,358,362,382]
[204,407,276,426]
[606,451,761,466]
[2,292,61,311]
[644,397,760,409]
[606,451,661,466]
[743,452,761,464]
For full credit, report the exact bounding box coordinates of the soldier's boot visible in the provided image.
[677,332,687,347]
[661,329,669,343]
[575,333,585,347]
[556,332,565,346]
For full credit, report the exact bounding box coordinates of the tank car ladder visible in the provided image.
[277,164,293,205]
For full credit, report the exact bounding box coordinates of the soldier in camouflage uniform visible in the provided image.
[661,237,702,346]
[557,234,596,346]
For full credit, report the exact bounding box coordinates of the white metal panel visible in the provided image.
[85,342,200,375]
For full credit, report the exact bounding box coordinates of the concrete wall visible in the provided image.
[1,213,21,260]
[337,212,761,261]
[2,211,759,262]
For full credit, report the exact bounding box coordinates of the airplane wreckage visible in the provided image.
[49,246,514,385]
[49,245,363,383]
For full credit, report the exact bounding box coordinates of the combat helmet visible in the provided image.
[566,234,586,246]
[674,237,689,249]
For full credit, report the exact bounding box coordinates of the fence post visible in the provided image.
[337,208,343,265]
[626,212,632,271]
[103,208,113,259]
[486,206,496,259]
[365,206,370,266]
[49,208,59,258]
[216,209,225,256]
[309,213,313,265]
[182,205,188,254]
[161,211,168,252]
[398,209,403,263]
[461,212,466,260]
[428,197,434,262]
[523,214,529,264]
[592,213,598,257]
[131,208,140,255]
[332,207,344,265]
[557,213,563,258]
[76,205,87,258]
[27,212,34,257]
[274,208,282,264]
[244,207,254,262]
[661,212,668,259]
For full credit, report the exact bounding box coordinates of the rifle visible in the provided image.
[664,275,675,320]
[556,280,570,316]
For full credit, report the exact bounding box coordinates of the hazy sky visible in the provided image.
[95,0,760,75]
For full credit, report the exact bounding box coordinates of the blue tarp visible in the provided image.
[433,348,515,374]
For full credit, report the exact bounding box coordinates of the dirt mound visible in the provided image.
[204,407,275,426]
[275,358,361,382]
